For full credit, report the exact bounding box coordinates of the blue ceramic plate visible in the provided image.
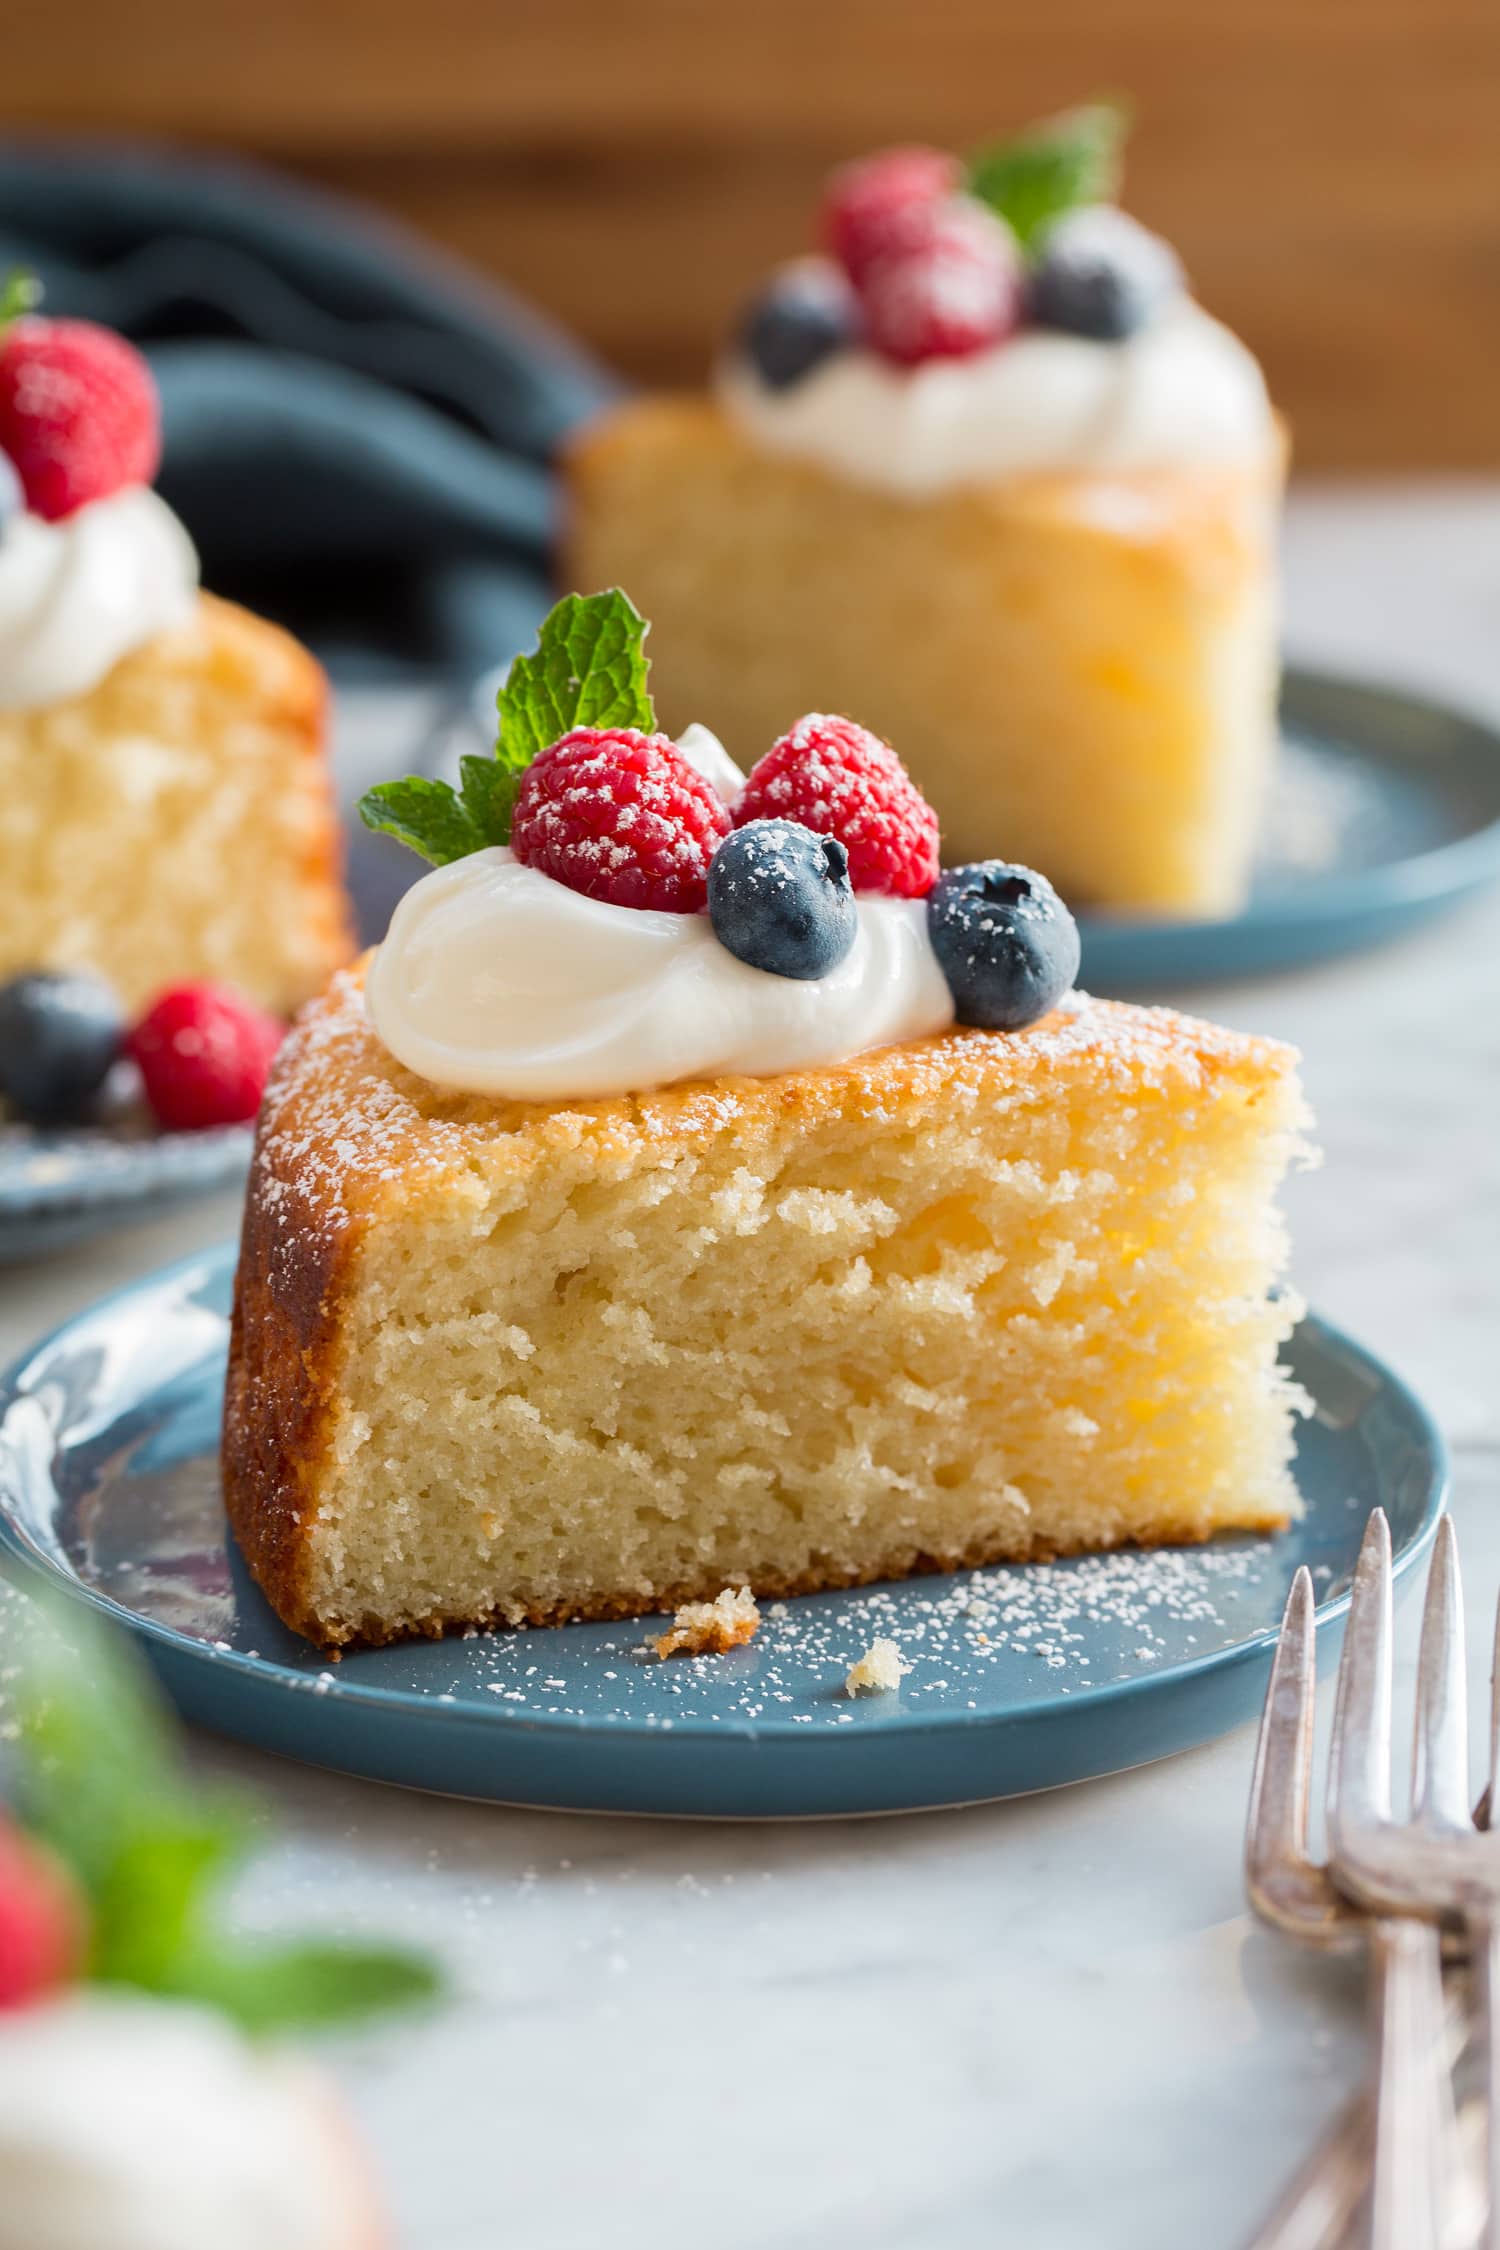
[0,1246,1446,1819]
[0,1121,251,1265]
[1078,670,1500,991]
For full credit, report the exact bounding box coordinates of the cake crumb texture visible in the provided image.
[845,1638,909,1696]
[0,592,353,1012]
[653,1585,761,1659]
[224,961,1310,1650]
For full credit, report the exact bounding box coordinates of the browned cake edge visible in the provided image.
[223,963,1299,1651]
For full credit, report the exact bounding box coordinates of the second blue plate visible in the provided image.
[1078,669,1500,990]
[0,1247,1446,1819]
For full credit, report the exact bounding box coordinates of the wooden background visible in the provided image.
[7,0,1500,469]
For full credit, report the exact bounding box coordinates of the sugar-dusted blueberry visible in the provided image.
[0,969,125,1125]
[708,819,858,981]
[1026,206,1182,342]
[737,260,861,390]
[926,862,1080,1030]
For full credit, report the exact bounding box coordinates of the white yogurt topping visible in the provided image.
[674,720,746,802]
[0,487,199,709]
[719,285,1275,498]
[0,1991,379,2250]
[366,846,955,1101]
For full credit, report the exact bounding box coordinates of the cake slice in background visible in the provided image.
[565,106,1284,919]
[0,288,353,1015]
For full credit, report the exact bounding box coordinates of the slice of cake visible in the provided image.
[0,297,352,1015]
[564,106,1283,918]
[224,592,1308,1652]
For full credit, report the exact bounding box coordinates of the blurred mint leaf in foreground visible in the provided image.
[358,586,656,865]
[967,101,1130,251]
[10,1595,441,2033]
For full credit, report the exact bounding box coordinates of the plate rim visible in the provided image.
[0,1242,1451,1749]
[1076,661,1500,949]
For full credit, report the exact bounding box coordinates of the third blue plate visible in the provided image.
[1079,669,1500,990]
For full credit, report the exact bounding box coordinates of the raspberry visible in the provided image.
[0,1817,84,2012]
[0,317,161,522]
[126,984,283,1132]
[734,716,940,898]
[823,145,962,281]
[511,727,731,913]
[861,200,1022,366]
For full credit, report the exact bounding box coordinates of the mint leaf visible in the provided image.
[166,1938,442,2035]
[967,101,1129,251]
[458,751,518,846]
[357,776,486,867]
[12,1596,441,2031]
[0,270,42,328]
[496,588,655,777]
[353,590,656,867]
[89,1817,248,1989]
[14,1593,238,1899]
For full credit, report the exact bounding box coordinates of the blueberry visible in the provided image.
[927,863,1079,1030]
[1027,207,1182,342]
[0,450,22,529]
[0,970,125,1125]
[709,821,857,980]
[737,260,860,390]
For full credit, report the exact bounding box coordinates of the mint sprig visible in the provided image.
[359,587,656,867]
[0,269,42,328]
[966,101,1130,252]
[12,1597,441,2034]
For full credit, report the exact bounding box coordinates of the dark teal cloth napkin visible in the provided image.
[0,141,621,681]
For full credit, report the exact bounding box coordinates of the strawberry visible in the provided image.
[127,985,283,1133]
[0,316,161,522]
[510,727,732,913]
[0,1816,84,2011]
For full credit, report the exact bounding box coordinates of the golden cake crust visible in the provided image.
[224,957,1299,1648]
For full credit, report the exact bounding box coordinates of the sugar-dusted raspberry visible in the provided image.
[822,145,962,282]
[511,727,732,913]
[0,317,161,522]
[126,983,284,1132]
[860,199,1023,366]
[733,715,940,898]
[0,1816,84,2012]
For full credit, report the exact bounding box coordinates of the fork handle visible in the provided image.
[1238,2087,1369,2250]
[1365,1917,1450,2250]
[1470,1906,1500,2249]
[1240,1919,1450,2250]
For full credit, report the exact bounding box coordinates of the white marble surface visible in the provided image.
[4,482,1500,2250]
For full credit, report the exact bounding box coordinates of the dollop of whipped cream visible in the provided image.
[0,1991,380,2250]
[367,845,955,1101]
[719,281,1275,499]
[0,487,199,709]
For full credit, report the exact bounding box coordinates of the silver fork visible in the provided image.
[1244,1552,1456,2249]
[1329,1510,1500,2247]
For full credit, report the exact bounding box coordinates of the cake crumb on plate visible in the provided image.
[845,1639,909,1696]
[652,1586,761,1660]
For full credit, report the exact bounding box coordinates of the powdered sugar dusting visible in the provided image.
[271,1538,1300,1734]
[250,961,1300,1282]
